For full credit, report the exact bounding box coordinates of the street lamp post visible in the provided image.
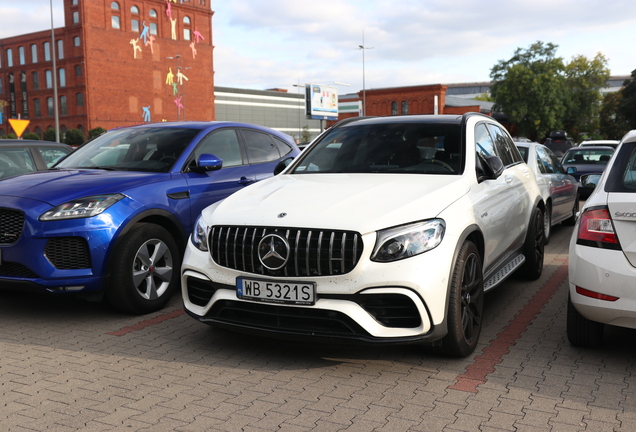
[358,32,373,117]
[50,0,60,142]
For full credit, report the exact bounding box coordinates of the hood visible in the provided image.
[0,169,167,206]
[207,173,469,234]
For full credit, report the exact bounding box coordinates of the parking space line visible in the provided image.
[106,308,185,336]
[449,260,568,393]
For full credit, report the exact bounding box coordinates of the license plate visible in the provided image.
[236,277,315,305]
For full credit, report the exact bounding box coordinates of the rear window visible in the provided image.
[605,143,636,192]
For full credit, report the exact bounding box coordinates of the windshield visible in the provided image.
[56,127,201,172]
[292,122,462,174]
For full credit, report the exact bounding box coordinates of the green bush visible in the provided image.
[64,128,86,146]
[88,127,107,140]
[23,132,41,140]
[43,128,57,142]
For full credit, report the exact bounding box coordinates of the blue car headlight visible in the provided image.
[371,219,445,262]
[191,214,209,251]
[39,194,126,221]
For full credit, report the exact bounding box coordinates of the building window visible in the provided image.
[111,1,119,10]
[72,0,78,5]
[112,15,121,29]
[184,16,191,25]
[45,70,52,88]
[74,36,80,47]
[32,71,39,90]
[6,48,13,67]
[131,5,139,14]
[31,44,38,63]
[72,11,79,24]
[75,65,82,76]
[149,9,157,18]
[18,46,25,65]
[57,40,64,60]
[47,97,54,116]
[150,22,158,35]
[0,49,3,69]
[60,96,67,116]
[44,42,51,61]
[76,92,84,106]
[401,101,408,115]
[184,28,191,40]
[34,99,41,117]
[391,101,398,115]
[131,19,140,32]
[59,68,66,87]
[0,77,3,94]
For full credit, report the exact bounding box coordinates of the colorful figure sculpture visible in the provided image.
[170,17,177,40]
[130,38,142,59]
[172,82,178,95]
[165,0,172,19]
[174,95,184,115]
[140,21,150,45]
[190,41,197,59]
[176,70,189,85]
[165,67,174,85]
[142,106,151,122]
[145,34,155,54]
[193,29,205,43]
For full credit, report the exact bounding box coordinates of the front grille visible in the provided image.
[0,208,24,245]
[44,237,91,269]
[186,277,233,307]
[0,262,39,278]
[210,226,364,277]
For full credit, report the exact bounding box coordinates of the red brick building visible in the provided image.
[0,0,214,138]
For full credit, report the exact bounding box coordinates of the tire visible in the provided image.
[562,195,579,226]
[544,203,552,245]
[518,207,544,280]
[566,294,603,347]
[106,223,180,314]
[439,240,484,357]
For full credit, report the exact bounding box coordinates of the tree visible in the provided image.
[43,128,57,142]
[490,41,566,141]
[64,128,86,146]
[618,69,636,130]
[88,127,107,140]
[563,53,610,141]
[23,132,41,140]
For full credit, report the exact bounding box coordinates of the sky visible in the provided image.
[2,0,635,95]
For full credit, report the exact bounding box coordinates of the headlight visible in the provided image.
[39,194,126,221]
[371,219,445,262]
[191,214,209,251]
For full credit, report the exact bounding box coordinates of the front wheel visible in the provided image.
[518,207,544,280]
[106,223,180,314]
[439,240,484,357]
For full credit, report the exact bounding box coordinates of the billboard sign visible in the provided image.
[305,84,338,120]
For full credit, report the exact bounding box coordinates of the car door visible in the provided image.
[536,145,576,221]
[182,128,256,227]
[472,122,528,271]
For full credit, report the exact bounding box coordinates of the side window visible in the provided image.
[535,153,548,173]
[242,129,281,164]
[486,124,514,166]
[194,129,242,167]
[546,148,566,174]
[475,123,496,159]
[272,136,293,158]
[535,146,554,174]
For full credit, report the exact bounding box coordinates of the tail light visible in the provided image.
[576,206,621,250]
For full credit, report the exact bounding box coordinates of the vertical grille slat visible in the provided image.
[210,226,363,277]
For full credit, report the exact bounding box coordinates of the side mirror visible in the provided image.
[482,155,504,179]
[274,157,294,175]
[190,153,223,173]
[567,166,577,175]
[580,173,601,191]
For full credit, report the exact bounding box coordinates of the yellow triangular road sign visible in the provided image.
[8,119,30,138]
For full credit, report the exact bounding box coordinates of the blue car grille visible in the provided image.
[209,226,364,277]
[0,208,24,246]
[44,237,91,270]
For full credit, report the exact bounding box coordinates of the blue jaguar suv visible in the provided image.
[0,122,298,314]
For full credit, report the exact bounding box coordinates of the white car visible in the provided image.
[578,140,620,150]
[182,114,546,357]
[515,141,579,243]
[568,130,636,347]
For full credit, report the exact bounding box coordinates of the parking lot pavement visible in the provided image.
[2,223,636,431]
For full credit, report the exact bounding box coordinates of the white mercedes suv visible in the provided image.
[181,113,545,357]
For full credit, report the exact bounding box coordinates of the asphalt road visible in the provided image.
[2,222,636,431]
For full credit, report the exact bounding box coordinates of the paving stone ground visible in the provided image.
[2,223,636,431]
